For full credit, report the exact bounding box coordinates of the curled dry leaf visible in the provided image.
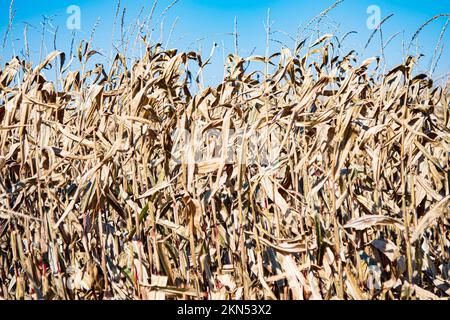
[344,216,405,231]
[370,239,400,262]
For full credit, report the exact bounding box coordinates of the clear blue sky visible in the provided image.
[1,0,449,84]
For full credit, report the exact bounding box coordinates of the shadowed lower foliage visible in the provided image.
[0,39,449,300]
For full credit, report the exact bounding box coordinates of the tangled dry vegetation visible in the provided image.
[0,35,449,300]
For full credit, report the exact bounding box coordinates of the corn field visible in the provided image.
[0,30,449,300]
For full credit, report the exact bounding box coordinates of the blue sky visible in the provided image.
[1,0,449,84]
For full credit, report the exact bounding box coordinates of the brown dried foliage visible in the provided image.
[0,40,449,300]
